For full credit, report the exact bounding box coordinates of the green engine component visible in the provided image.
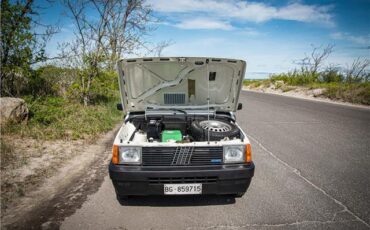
[161,130,182,142]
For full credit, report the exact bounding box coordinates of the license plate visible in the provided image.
[164,184,202,195]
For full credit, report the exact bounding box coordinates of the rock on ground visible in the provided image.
[311,88,327,97]
[0,97,29,125]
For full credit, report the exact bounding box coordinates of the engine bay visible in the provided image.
[126,113,242,143]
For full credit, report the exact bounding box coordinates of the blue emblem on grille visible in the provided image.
[211,159,222,163]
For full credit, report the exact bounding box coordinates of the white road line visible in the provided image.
[187,220,359,229]
[247,134,370,229]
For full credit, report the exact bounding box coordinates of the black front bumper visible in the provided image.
[109,162,255,196]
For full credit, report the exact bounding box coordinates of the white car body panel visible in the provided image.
[117,57,246,113]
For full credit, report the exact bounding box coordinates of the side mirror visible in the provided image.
[237,103,243,110]
[116,103,123,111]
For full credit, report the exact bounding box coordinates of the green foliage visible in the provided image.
[269,71,370,105]
[27,65,80,97]
[274,81,284,89]
[320,69,344,83]
[2,96,123,140]
[270,70,320,86]
[281,85,295,92]
[271,62,368,86]
[244,68,370,105]
[88,70,119,103]
[0,0,37,67]
[319,82,370,105]
[0,0,48,96]
[243,79,270,88]
[26,66,58,96]
[63,68,119,104]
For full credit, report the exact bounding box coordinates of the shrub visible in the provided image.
[90,70,119,103]
[323,82,370,105]
[271,70,320,86]
[243,79,270,88]
[1,96,122,140]
[320,69,343,83]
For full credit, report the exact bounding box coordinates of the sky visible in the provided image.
[39,0,370,79]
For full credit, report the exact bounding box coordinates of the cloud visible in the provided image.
[147,0,335,26]
[238,27,261,36]
[330,32,370,45]
[274,3,333,25]
[174,18,234,30]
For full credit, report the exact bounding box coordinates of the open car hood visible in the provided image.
[117,57,246,112]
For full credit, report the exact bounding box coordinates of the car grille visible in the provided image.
[142,146,223,166]
[148,176,218,184]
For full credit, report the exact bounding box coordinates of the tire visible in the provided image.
[191,119,240,141]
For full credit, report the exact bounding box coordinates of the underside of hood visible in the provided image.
[117,57,246,112]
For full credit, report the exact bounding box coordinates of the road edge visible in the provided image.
[242,88,370,110]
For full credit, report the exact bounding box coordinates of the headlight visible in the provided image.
[223,145,245,163]
[119,146,141,164]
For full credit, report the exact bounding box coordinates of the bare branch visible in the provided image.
[296,44,335,74]
[59,0,170,105]
[310,44,335,74]
[345,57,370,83]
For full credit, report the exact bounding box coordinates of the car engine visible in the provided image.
[129,115,240,143]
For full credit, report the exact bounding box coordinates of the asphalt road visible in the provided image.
[61,91,370,230]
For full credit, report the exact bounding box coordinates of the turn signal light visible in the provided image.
[112,145,119,164]
[246,144,252,163]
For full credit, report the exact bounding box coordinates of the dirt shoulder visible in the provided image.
[242,85,370,109]
[1,124,121,230]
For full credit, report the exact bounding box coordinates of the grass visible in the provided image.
[243,79,270,88]
[311,82,370,105]
[270,71,320,86]
[1,96,123,141]
[1,139,17,169]
[0,94,124,212]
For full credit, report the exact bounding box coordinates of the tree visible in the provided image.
[309,44,334,74]
[61,0,107,106]
[0,0,57,96]
[61,0,170,106]
[345,57,370,83]
[297,44,334,75]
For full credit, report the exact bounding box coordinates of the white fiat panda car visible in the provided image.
[109,57,254,201]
